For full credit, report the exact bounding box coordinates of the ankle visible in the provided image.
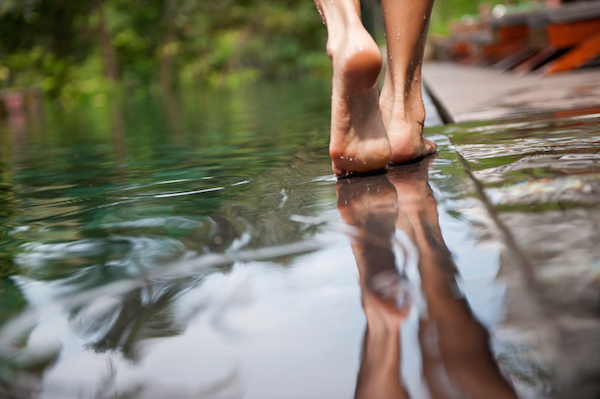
[383,84,426,128]
[407,95,426,128]
[325,10,363,59]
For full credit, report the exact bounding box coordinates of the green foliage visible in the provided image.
[430,0,478,35]
[0,0,329,97]
[430,0,517,36]
[0,0,518,96]
[0,0,94,96]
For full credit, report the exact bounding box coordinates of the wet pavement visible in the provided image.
[441,113,600,399]
[423,62,600,123]
[0,79,599,399]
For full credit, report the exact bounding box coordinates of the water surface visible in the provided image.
[1,78,598,399]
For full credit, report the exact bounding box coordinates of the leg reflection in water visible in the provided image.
[336,157,518,399]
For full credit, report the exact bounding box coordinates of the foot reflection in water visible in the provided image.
[336,157,518,399]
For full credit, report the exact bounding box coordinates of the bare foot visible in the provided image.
[328,22,391,177]
[336,174,410,326]
[336,174,398,240]
[380,74,437,165]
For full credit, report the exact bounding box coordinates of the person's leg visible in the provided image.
[379,0,438,164]
[336,175,410,399]
[313,0,391,177]
[388,162,518,399]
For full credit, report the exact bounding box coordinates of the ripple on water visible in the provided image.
[113,176,251,198]
[15,236,188,281]
[486,174,600,207]
[456,136,600,162]
[451,115,600,207]
[4,81,553,398]
[472,153,600,184]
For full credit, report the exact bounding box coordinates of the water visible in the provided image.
[0,78,599,399]
[441,112,600,399]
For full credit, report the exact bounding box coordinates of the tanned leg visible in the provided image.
[336,175,410,399]
[336,158,517,398]
[313,0,391,176]
[379,0,438,164]
[388,160,518,399]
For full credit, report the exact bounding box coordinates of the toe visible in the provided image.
[332,160,346,177]
[424,138,437,155]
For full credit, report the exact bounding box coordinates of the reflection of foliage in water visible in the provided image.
[72,277,199,361]
[8,79,330,285]
[0,279,27,327]
[0,125,23,278]
[0,80,333,393]
[7,79,331,285]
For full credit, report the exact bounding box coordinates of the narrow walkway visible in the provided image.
[423,61,600,123]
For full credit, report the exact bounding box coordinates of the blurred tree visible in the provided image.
[0,0,94,94]
[1,0,507,95]
[96,0,119,83]
[108,0,327,88]
[430,0,489,35]
[0,0,329,95]
[0,0,92,58]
